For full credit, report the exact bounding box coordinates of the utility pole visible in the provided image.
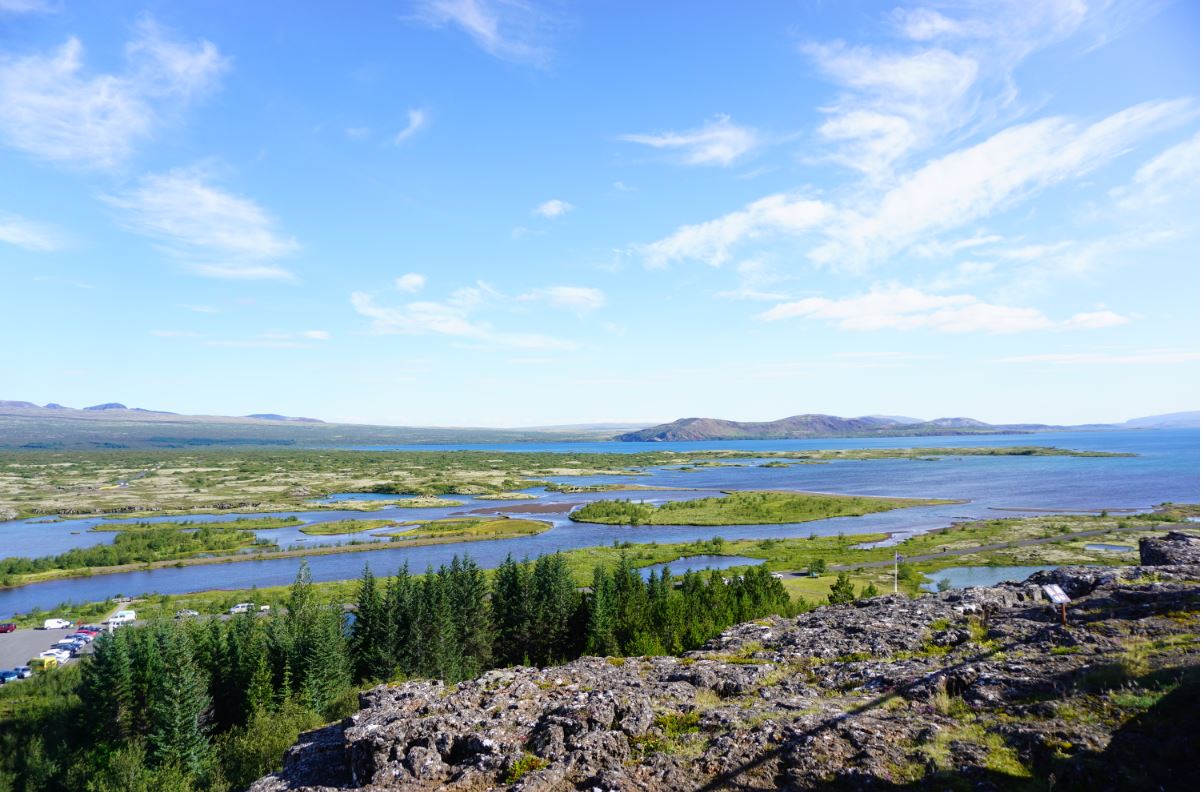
[893,552,902,594]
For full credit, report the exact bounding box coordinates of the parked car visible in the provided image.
[175,609,200,619]
[228,603,252,614]
[44,649,71,663]
[15,666,32,679]
[41,618,71,630]
[0,623,15,633]
[68,632,94,643]
[0,670,18,684]
[259,605,271,612]
[29,657,57,672]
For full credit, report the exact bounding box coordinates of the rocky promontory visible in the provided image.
[253,553,1199,791]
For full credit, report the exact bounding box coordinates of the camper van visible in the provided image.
[106,610,136,626]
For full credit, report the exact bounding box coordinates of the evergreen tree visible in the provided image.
[490,555,532,666]
[81,628,135,742]
[828,571,857,604]
[416,565,461,680]
[584,565,618,656]
[611,554,649,654]
[147,627,212,777]
[530,553,578,665]
[384,563,418,674]
[351,564,392,682]
[447,555,493,678]
[300,607,352,717]
[860,582,880,599]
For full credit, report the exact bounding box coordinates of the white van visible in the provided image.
[42,618,71,630]
[106,610,136,626]
[229,603,252,614]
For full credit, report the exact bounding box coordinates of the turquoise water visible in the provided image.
[0,429,1195,617]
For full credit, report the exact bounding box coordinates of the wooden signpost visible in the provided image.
[1041,584,1070,627]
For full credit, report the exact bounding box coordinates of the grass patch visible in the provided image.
[298,519,399,535]
[505,753,548,783]
[570,490,953,526]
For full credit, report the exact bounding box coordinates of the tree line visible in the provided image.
[0,552,806,791]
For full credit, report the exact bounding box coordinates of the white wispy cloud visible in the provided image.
[811,99,1193,269]
[351,282,575,350]
[757,286,1129,333]
[1108,133,1200,212]
[533,199,573,218]
[621,115,760,166]
[640,194,833,268]
[410,0,552,66]
[646,100,1191,272]
[518,285,605,313]
[102,165,300,280]
[804,42,978,176]
[0,19,228,168]
[0,210,62,251]
[1002,350,1199,365]
[393,108,427,144]
[806,0,1092,176]
[395,272,427,293]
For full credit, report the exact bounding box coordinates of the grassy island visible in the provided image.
[298,519,400,535]
[569,490,953,526]
[378,516,550,542]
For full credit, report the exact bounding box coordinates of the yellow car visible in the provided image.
[29,656,58,672]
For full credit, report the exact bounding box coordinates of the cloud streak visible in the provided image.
[621,115,760,166]
[0,19,228,169]
[757,286,1129,334]
[410,0,552,65]
[351,281,577,350]
[102,165,300,280]
[0,211,62,251]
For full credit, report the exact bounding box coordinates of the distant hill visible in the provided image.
[0,401,629,449]
[1123,411,1200,429]
[615,411,1200,442]
[614,414,1027,442]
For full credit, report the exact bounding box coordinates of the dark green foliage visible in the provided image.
[147,629,212,776]
[0,552,801,791]
[860,582,880,599]
[350,565,393,682]
[828,571,857,604]
[0,526,266,578]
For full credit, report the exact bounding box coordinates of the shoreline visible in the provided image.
[0,519,553,590]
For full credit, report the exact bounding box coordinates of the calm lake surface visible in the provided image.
[920,565,1061,591]
[1,429,1195,616]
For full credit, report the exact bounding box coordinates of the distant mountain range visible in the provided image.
[0,400,1194,450]
[615,412,1201,442]
[0,401,642,450]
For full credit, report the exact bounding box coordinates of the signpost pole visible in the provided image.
[893,552,898,594]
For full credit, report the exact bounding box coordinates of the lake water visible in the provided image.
[0,429,1195,616]
[920,565,1061,591]
[636,555,764,580]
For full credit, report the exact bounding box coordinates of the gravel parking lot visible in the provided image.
[0,627,91,674]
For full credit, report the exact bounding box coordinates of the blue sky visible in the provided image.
[0,0,1197,426]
